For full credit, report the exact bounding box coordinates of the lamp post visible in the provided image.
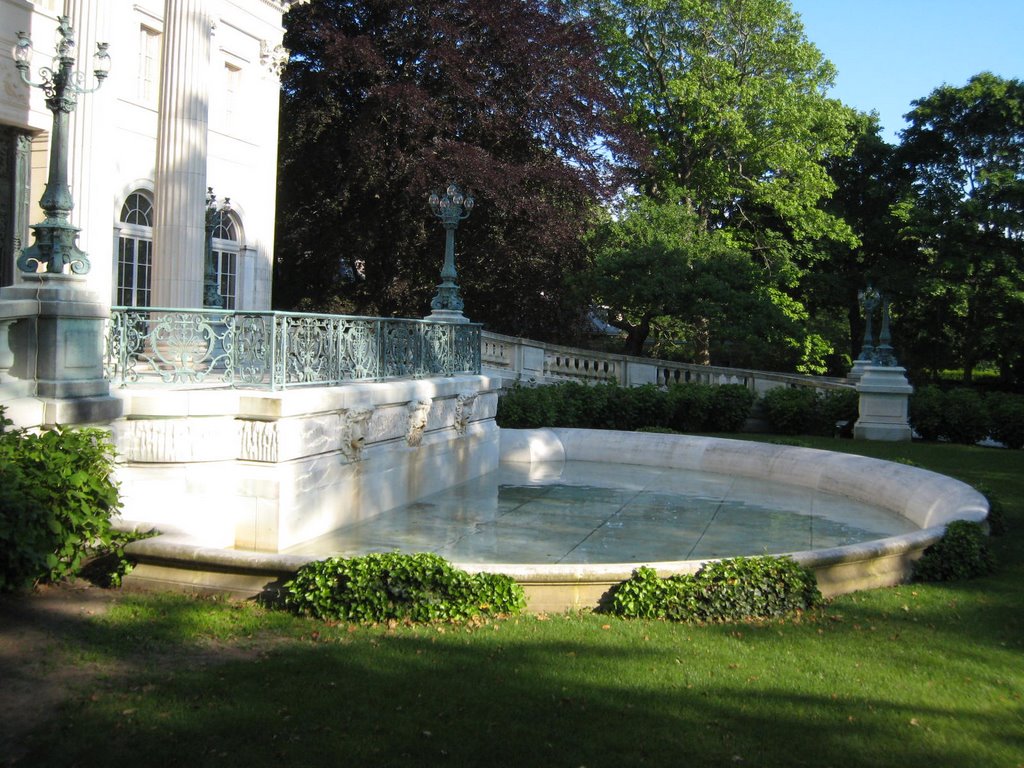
[855,285,881,363]
[204,188,230,308]
[427,182,474,322]
[873,296,897,366]
[12,16,110,277]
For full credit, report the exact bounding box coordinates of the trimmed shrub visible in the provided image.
[986,392,1024,449]
[707,385,757,432]
[666,384,714,432]
[0,408,123,592]
[910,386,992,445]
[941,388,990,445]
[973,484,1007,536]
[616,384,670,431]
[283,552,525,623]
[608,556,822,623]
[912,521,994,582]
[909,386,944,441]
[760,387,829,436]
[821,388,860,437]
[496,382,752,434]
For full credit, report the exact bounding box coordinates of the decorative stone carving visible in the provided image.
[239,419,279,462]
[260,40,290,77]
[405,398,432,447]
[454,391,478,435]
[340,407,374,462]
[119,418,235,463]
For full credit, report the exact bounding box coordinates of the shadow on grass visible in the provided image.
[13,593,1024,768]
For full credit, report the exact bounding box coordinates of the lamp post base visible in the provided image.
[424,308,470,324]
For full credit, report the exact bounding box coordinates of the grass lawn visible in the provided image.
[9,437,1024,767]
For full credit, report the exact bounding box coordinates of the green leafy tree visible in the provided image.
[804,112,916,369]
[274,0,635,340]
[898,73,1024,383]
[580,192,821,369]
[569,0,855,368]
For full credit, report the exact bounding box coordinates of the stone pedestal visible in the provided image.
[848,357,871,382]
[854,365,913,441]
[0,276,123,425]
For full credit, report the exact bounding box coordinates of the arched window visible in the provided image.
[117,191,153,306]
[210,210,239,309]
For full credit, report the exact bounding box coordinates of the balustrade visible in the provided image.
[105,308,481,389]
[480,330,852,396]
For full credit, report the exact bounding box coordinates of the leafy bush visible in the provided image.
[283,552,526,623]
[973,484,1007,536]
[912,521,994,582]
[986,392,1024,449]
[617,384,670,431]
[608,556,822,623]
[760,387,829,436]
[665,383,714,432]
[909,386,945,441]
[707,385,756,432]
[821,388,860,437]
[941,388,990,445]
[496,381,753,433]
[0,408,123,591]
[910,386,994,445]
[495,383,562,428]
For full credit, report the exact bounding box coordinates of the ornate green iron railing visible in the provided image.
[105,308,482,389]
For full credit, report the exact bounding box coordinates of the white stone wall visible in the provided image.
[111,375,503,552]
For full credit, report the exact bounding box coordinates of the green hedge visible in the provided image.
[608,556,822,622]
[496,382,755,433]
[759,387,858,437]
[0,407,123,591]
[283,552,526,623]
[909,387,1024,447]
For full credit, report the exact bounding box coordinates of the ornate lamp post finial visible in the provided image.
[12,16,110,277]
[427,182,474,322]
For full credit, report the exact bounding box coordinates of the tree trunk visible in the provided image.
[623,316,651,357]
[695,316,710,365]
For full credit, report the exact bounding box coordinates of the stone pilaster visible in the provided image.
[152,0,211,309]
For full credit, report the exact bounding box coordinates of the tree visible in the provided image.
[803,112,916,368]
[573,0,853,246]
[577,193,745,360]
[274,0,634,340]
[568,0,856,367]
[898,73,1024,383]
[580,190,826,369]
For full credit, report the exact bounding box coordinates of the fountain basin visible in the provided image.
[123,428,989,612]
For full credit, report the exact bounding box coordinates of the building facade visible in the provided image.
[0,0,292,309]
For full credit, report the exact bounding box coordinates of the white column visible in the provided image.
[152,0,210,309]
[63,1,115,302]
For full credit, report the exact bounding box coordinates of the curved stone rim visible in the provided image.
[123,429,989,610]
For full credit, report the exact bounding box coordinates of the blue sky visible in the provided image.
[789,0,1024,143]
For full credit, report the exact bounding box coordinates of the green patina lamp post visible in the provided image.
[855,285,881,363]
[427,182,474,322]
[204,188,229,308]
[12,16,110,276]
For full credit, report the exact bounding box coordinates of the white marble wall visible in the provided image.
[112,375,502,551]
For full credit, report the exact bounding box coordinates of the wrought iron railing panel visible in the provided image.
[105,308,481,389]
